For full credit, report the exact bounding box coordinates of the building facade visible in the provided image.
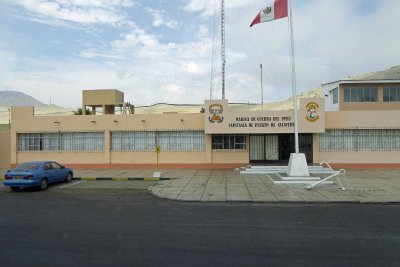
[319,79,400,167]
[5,81,400,169]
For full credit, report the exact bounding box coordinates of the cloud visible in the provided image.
[146,8,179,29]
[183,0,256,17]
[110,28,168,60]
[11,0,133,25]
[181,62,204,75]
[1,0,400,108]
[56,0,134,8]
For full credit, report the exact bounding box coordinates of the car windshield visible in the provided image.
[14,162,40,171]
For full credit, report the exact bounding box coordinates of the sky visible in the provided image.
[0,0,399,108]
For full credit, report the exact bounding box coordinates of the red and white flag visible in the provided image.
[250,0,288,27]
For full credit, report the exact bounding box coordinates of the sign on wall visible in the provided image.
[204,98,325,134]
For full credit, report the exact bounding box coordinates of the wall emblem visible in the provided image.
[208,104,224,123]
[305,102,320,122]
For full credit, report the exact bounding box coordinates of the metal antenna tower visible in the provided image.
[221,0,226,99]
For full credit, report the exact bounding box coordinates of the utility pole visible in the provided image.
[260,64,264,111]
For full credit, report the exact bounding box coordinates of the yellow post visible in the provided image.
[155,145,161,170]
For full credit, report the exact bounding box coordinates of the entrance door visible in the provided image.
[249,135,279,162]
[249,135,265,161]
[249,134,313,163]
[265,135,279,160]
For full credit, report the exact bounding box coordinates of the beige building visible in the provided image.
[2,80,400,169]
[318,79,400,168]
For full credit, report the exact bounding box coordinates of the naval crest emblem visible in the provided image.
[305,102,320,122]
[208,104,224,123]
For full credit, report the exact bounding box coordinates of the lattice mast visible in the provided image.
[221,0,226,99]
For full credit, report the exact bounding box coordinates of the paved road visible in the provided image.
[1,187,400,267]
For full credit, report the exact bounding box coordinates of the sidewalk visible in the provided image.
[2,168,400,203]
[149,169,400,203]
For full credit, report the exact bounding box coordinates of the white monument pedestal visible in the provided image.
[153,172,162,178]
[286,153,310,177]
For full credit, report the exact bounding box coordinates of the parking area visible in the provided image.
[2,168,400,203]
[0,167,167,193]
[0,178,158,193]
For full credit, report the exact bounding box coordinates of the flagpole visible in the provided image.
[249,0,309,176]
[288,0,299,154]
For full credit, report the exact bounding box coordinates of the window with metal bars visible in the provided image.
[18,132,104,151]
[111,131,205,152]
[211,134,247,149]
[320,129,400,151]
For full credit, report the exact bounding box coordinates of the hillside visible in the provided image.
[0,65,398,124]
[0,91,46,107]
[0,105,75,125]
[348,65,400,80]
[135,66,400,113]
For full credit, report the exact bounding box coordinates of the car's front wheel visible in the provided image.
[39,179,48,191]
[65,173,72,183]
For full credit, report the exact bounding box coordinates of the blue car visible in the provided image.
[4,161,73,191]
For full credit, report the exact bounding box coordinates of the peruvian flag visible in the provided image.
[250,0,288,27]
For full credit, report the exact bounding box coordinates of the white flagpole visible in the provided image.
[288,0,299,154]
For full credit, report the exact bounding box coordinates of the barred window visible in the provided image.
[111,131,205,152]
[112,131,156,151]
[212,134,247,149]
[383,86,400,102]
[344,86,377,102]
[320,129,400,151]
[158,131,205,151]
[18,132,104,151]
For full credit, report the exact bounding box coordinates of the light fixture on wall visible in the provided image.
[53,121,60,124]
[91,120,96,123]
[180,118,184,122]
[141,119,146,123]
[113,120,118,123]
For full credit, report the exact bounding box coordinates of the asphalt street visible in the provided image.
[1,185,400,267]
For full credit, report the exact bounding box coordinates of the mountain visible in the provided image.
[137,65,400,113]
[0,91,46,107]
[348,65,400,80]
[1,65,399,115]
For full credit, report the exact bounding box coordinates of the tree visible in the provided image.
[73,108,91,115]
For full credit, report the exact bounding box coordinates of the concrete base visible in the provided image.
[281,177,320,181]
[273,180,333,185]
[153,172,162,178]
[287,153,310,177]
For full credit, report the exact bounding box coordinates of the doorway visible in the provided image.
[249,134,312,163]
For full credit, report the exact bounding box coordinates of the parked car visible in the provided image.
[3,161,73,191]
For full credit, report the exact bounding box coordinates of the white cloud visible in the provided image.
[1,0,400,108]
[181,62,204,75]
[110,29,168,60]
[56,0,134,8]
[146,8,179,29]
[161,83,186,102]
[183,0,256,17]
[12,0,132,25]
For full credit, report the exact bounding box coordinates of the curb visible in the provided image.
[72,177,171,181]
[148,190,400,204]
[0,177,170,181]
